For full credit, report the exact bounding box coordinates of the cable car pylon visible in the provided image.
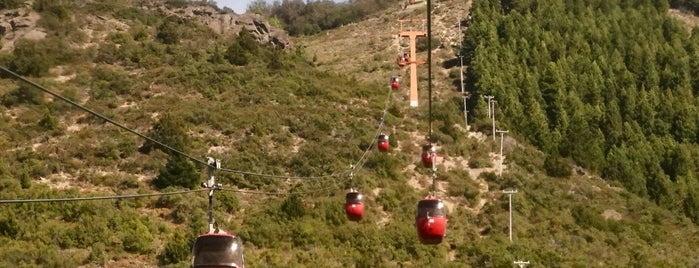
[397,18,427,107]
[192,157,245,268]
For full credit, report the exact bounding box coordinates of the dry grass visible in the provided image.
[669,9,699,31]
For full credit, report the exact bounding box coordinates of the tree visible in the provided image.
[159,231,191,265]
[139,113,190,154]
[152,154,200,189]
[156,17,182,45]
[8,39,55,77]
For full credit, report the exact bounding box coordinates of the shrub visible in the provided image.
[152,154,201,190]
[0,0,22,9]
[159,231,190,265]
[157,17,182,45]
[120,219,154,253]
[8,39,55,76]
[2,83,44,107]
[544,153,571,178]
[225,43,248,66]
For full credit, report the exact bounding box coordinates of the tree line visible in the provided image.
[462,0,699,223]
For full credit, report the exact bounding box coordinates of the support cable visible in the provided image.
[0,189,207,204]
[0,66,391,181]
[0,66,208,167]
[426,0,433,141]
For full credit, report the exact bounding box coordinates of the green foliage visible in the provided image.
[152,154,200,189]
[2,83,44,107]
[0,0,697,265]
[157,17,183,44]
[267,0,395,36]
[225,43,248,66]
[0,212,19,238]
[416,36,441,52]
[140,113,191,154]
[281,194,306,219]
[159,231,191,265]
[8,39,56,76]
[465,0,699,222]
[0,0,21,9]
[544,153,571,178]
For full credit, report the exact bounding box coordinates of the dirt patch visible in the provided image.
[602,209,622,221]
[669,9,699,31]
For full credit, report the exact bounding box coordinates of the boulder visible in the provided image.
[178,5,292,49]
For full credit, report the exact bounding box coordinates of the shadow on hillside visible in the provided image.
[442,57,461,69]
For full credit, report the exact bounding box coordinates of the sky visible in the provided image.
[215,0,261,14]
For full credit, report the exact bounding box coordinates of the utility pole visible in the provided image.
[463,92,470,130]
[503,189,518,242]
[204,157,222,233]
[496,129,509,177]
[483,95,494,118]
[491,100,497,142]
[514,260,530,268]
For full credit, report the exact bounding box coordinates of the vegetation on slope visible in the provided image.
[463,0,699,223]
[248,0,400,36]
[0,0,696,267]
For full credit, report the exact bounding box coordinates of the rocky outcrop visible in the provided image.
[0,8,46,52]
[177,5,292,49]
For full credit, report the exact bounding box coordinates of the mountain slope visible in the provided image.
[0,0,697,267]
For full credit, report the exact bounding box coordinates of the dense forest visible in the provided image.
[463,0,699,223]
[0,0,697,267]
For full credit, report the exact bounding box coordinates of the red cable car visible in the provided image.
[421,144,437,168]
[396,53,410,67]
[415,197,447,244]
[345,190,364,221]
[377,134,390,152]
[192,232,245,268]
[391,77,400,91]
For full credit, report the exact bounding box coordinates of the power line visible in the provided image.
[0,66,207,167]
[0,188,207,204]
[427,0,433,141]
[0,66,391,181]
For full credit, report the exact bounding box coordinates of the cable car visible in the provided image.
[415,197,447,244]
[391,77,400,91]
[345,190,364,221]
[377,134,390,152]
[192,232,245,268]
[421,144,437,168]
[396,53,409,67]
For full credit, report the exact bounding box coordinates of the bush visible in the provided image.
[120,219,154,253]
[8,39,55,76]
[152,154,201,190]
[0,0,22,9]
[159,231,190,265]
[544,153,571,178]
[2,83,44,107]
[157,17,183,45]
[416,36,441,52]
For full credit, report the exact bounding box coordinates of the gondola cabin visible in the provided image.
[391,77,400,91]
[396,55,408,67]
[192,232,245,268]
[415,197,447,244]
[421,144,437,168]
[377,134,390,152]
[345,191,365,221]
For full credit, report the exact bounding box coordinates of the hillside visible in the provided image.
[0,0,697,267]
